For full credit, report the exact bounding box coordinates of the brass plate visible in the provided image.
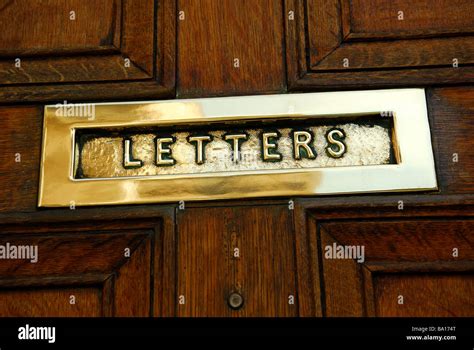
[38,89,437,207]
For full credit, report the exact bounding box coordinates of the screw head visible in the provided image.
[228,292,244,310]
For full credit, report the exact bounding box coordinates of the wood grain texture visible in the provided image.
[297,197,474,315]
[153,210,176,317]
[0,231,149,278]
[320,226,365,316]
[0,0,135,85]
[0,288,102,317]
[0,0,473,318]
[0,80,173,104]
[293,201,322,316]
[305,0,341,68]
[287,0,474,89]
[0,55,149,84]
[313,37,473,70]
[290,67,474,91]
[321,220,474,264]
[177,0,286,97]
[308,211,474,316]
[113,235,151,316]
[0,0,176,103]
[0,0,120,56]
[0,229,154,316]
[375,274,474,317]
[429,87,474,194]
[121,0,154,76]
[308,0,474,69]
[0,106,42,213]
[177,206,298,316]
[0,212,176,316]
[347,0,474,39]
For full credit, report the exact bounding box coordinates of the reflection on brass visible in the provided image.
[38,89,437,207]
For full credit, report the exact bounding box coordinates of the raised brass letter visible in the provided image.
[123,139,142,169]
[326,128,346,158]
[155,137,175,166]
[262,132,282,161]
[188,135,212,165]
[224,133,248,162]
[293,130,316,160]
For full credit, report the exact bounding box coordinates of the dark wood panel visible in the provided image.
[177,207,228,316]
[0,0,472,319]
[0,288,102,317]
[305,0,340,66]
[321,220,474,263]
[0,55,149,84]
[311,0,474,70]
[429,87,474,194]
[0,231,148,277]
[289,68,474,90]
[294,201,322,317]
[0,0,176,103]
[294,200,474,316]
[152,208,176,317]
[0,106,42,213]
[0,0,146,85]
[121,0,154,75]
[306,0,474,69]
[177,0,286,97]
[286,0,474,89]
[313,37,473,70]
[310,215,474,316]
[0,229,154,316]
[177,206,298,316]
[347,0,474,39]
[375,274,474,317]
[0,0,120,56]
[113,235,151,316]
[320,228,365,316]
[0,212,176,316]
[0,80,173,104]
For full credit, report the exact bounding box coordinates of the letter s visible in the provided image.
[326,128,346,158]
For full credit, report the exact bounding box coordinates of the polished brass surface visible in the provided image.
[38,89,437,207]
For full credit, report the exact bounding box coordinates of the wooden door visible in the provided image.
[0,0,472,317]
[177,206,298,316]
